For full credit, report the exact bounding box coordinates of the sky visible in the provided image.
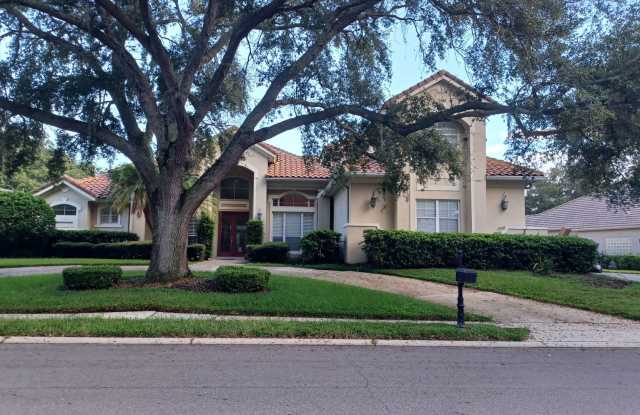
[264,27,510,159]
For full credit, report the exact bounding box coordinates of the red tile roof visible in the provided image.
[260,143,331,179]
[64,175,112,198]
[486,157,544,177]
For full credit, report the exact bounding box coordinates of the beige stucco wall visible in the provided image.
[40,184,91,230]
[483,180,526,233]
[88,202,131,233]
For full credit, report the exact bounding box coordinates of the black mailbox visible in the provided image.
[456,268,477,284]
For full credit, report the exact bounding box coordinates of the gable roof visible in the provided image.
[63,175,112,198]
[526,196,640,231]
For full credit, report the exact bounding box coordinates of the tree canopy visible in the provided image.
[0,0,633,280]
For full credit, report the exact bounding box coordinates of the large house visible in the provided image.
[35,70,543,263]
[527,196,640,255]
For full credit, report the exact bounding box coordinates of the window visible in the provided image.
[272,193,315,207]
[434,122,460,145]
[220,178,249,199]
[416,199,459,233]
[605,238,633,255]
[98,206,120,225]
[272,212,314,250]
[52,204,76,216]
[188,217,199,244]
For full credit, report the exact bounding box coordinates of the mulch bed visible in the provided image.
[116,277,215,292]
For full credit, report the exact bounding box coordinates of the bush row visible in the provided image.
[362,230,598,273]
[600,255,640,271]
[300,230,341,263]
[246,242,289,263]
[52,241,206,261]
[52,229,139,244]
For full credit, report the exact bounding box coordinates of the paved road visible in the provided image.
[1,345,639,415]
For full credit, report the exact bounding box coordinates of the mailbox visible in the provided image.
[456,268,477,284]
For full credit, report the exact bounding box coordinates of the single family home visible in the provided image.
[35,70,543,263]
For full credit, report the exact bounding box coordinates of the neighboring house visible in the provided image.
[35,70,543,262]
[526,196,640,255]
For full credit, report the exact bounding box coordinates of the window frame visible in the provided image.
[416,199,460,233]
[219,177,250,200]
[270,192,316,251]
[97,205,121,227]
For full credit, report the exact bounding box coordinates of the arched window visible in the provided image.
[272,192,315,207]
[52,204,77,216]
[220,178,249,199]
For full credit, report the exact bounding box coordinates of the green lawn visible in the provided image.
[0,271,487,321]
[0,318,525,340]
[382,268,640,320]
[0,258,149,268]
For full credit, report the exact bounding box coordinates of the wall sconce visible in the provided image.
[500,193,509,211]
[369,193,378,209]
[256,210,262,220]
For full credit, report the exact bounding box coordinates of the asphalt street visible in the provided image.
[0,344,639,415]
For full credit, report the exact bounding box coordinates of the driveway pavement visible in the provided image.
[1,344,639,415]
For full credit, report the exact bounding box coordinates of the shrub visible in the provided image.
[187,243,206,261]
[246,242,289,263]
[52,229,138,244]
[246,220,264,245]
[601,255,640,271]
[300,230,341,263]
[53,241,207,261]
[196,213,215,258]
[62,265,122,290]
[211,265,270,292]
[531,256,554,275]
[362,230,598,273]
[0,191,55,257]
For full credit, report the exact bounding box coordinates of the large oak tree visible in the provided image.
[0,0,628,281]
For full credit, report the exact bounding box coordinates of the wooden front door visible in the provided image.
[217,212,249,257]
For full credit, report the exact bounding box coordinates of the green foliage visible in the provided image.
[363,230,598,273]
[246,242,289,263]
[211,266,270,293]
[196,213,215,258]
[300,230,342,263]
[52,230,138,244]
[62,265,122,290]
[246,220,264,245]
[52,241,206,261]
[601,255,640,271]
[525,166,588,215]
[109,164,148,217]
[531,256,554,275]
[0,191,55,257]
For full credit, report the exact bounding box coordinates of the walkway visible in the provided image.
[2,262,640,347]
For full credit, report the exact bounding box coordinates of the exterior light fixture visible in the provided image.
[369,192,377,208]
[500,193,509,211]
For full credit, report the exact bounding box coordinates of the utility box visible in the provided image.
[455,268,477,284]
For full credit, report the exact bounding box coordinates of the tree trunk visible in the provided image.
[145,181,193,282]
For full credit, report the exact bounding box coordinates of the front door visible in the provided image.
[217,212,249,257]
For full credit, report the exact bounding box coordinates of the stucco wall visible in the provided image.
[41,185,91,229]
[547,228,640,255]
[333,186,349,237]
[483,181,526,233]
[89,202,131,233]
[348,181,395,230]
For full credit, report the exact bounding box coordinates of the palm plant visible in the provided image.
[109,164,152,231]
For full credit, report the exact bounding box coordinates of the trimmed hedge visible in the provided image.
[196,213,215,258]
[601,255,640,271]
[246,242,289,263]
[211,265,270,293]
[246,220,264,245]
[52,229,138,244]
[52,241,207,261]
[300,230,341,263]
[62,265,122,290]
[0,191,55,257]
[362,230,598,273]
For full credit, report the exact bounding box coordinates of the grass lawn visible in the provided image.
[0,271,487,321]
[0,258,149,268]
[0,318,525,340]
[382,268,640,320]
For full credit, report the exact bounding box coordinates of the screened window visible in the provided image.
[605,238,633,255]
[416,200,459,233]
[272,212,314,250]
[434,122,460,145]
[220,178,249,199]
[272,193,315,207]
[188,217,199,244]
[98,206,119,225]
[52,204,76,216]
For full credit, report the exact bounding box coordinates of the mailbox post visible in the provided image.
[455,268,477,328]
